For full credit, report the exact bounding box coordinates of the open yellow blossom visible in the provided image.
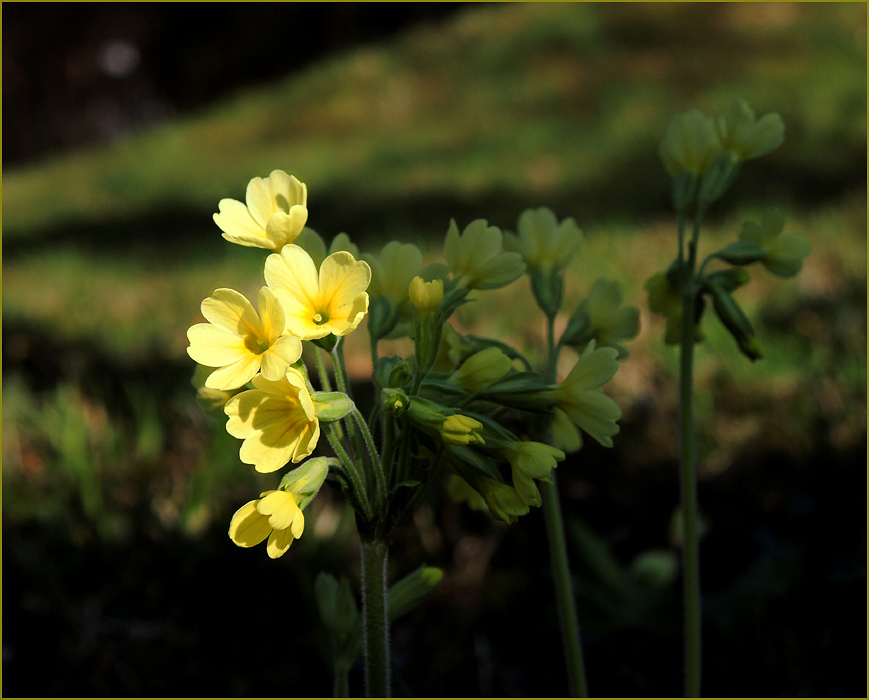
[213,170,308,251]
[659,110,722,177]
[503,207,583,274]
[187,287,303,390]
[444,219,525,290]
[229,490,305,559]
[714,98,785,163]
[224,368,320,473]
[264,244,371,340]
[550,341,622,451]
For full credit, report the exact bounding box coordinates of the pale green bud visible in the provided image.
[382,387,409,416]
[312,391,353,422]
[447,347,513,392]
[408,276,444,315]
[279,457,333,510]
[706,280,763,361]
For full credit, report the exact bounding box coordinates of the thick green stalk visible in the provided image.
[360,539,390,698]
[679,211,703,698]
[543,313,589,698]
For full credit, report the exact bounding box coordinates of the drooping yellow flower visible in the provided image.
[187,287,303,390]
[264,244,371,340]
[213,170,308,251]
[551,341,622,451]
[444,219,526,290]
[447,474,529,524]
[224,368,320,473]
[501,441,564,508]
[503,207,583,274]
[229,490,305,559]
[447,347,513,392]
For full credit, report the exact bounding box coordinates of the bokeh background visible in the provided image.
[3,3,866,697]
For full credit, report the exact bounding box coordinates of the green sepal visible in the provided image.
[279,456,334,510]
[559,312,595,347]
[672,170,699,213]
[310,334,338,353]
[367,295,401,342]
[462,411,520,449]
[472,371,558,412]
[387,565,443,621]
[714,240,768,266]
[312,392,353,423]
[446,444,505,483]
[381,387,409,416]
[530,267,564,318]
[699,152,740,205]
[702,267,751,293]
[705,280,762,361]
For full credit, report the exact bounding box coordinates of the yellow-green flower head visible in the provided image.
[264,244,371,340]
[714,98,785,163]
[444,218,526,290]
[447,346,513,392]
[447,474,488,512]
[187,287,303,390]
[363,241,424,307]
[440,414,485,446]
[480,478,530,524]
[659,109,723,177]
[408,276,444,315]
[501,441,564,508]
[552,341,622,451]
[576,279,640,358]
[224,368,320,473]
[293,227,360,269]
[645,272,703,345]
[738,209,810,278]
[228,490,305,559]
[503,207,582,274]
[213,170,308,251]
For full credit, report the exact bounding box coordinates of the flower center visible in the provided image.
[245,334,271,355]
[312,311,330,326]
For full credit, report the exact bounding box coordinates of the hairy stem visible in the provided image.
[360,539,390,698]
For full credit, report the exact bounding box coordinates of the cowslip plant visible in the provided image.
[648,99,809,697]
[187,170,632,697]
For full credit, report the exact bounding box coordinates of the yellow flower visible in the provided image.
[501,442,564,508]
[447,347,513,392]
[551,341,622,450]
[408,276,444,315]
[440,414,485,446]
[213,170,308,251]
[187,287,303,390]
[659,110,722,177]
[224,368,320,473]
[447,474,528,524]
[575,279,640,358]
[229,490,305,559]
[264,244,371,340]
[503,207,582,274]
[447,474,488,512]
[444,219,526,290]
[714,98,785,162]
[738,209,810,278]
[363,241,424,307]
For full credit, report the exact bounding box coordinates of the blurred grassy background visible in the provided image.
[3,3,866,697]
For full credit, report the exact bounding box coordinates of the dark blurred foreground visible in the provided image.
[2,322,865,697]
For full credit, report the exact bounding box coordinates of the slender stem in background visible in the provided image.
[679,210,703,698]
[332,339,369,486]
[333,661,350,698]
[360,539,390,698]
[326,425,372,520]
[351,407,387,508]
[314,347,333,392]
[542,313,589,698]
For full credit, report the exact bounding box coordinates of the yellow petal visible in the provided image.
[265,206,308,249]
[205,353,261,391]
[319,252,372,311]
[256,287,285,342]
[266,527,295,559]
[257,490,300,530]
[201,288,262,336]
[228,500,272,547]
[187,324,247,367]
[245,173,281,229]
[326,292,370,337]
[214,199,268,247]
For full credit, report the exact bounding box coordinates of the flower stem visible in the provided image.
[333,660,351,698]
[543,313,589,698]
[541,479,589,698]
[679,211,703,698]
[360,539,390,698]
